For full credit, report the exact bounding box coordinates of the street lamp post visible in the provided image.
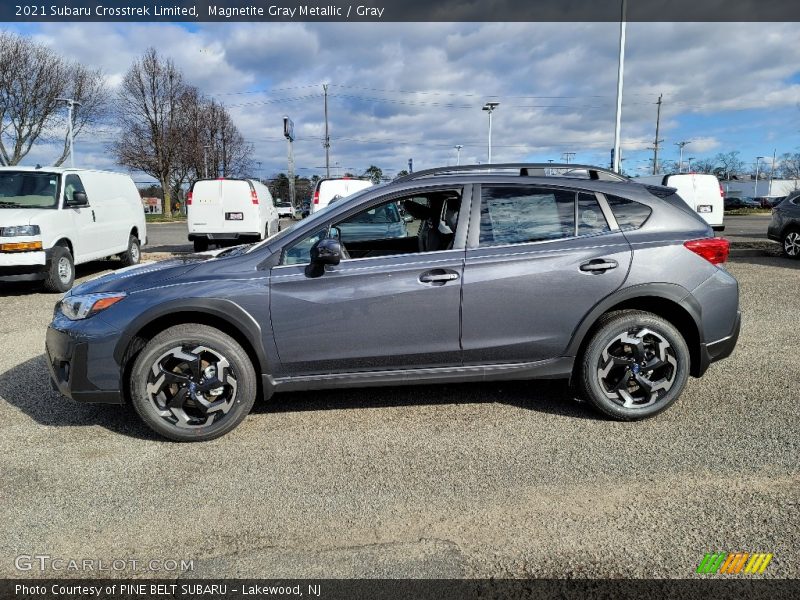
[56,97,82,167]
[754,156,765,198]
[686,157,695,172]
[612,0,627,173]
[454,144,463,166]
[482,102,499,164]
[675,141,690,173]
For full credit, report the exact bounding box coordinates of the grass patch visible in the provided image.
[145,214,187,223]
[724,208,772,216]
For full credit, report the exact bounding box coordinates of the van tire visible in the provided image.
[119,235,141,267]
[43,245,75,293]
[193,238,209,252]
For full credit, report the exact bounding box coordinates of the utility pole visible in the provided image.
[284,116,296,210]
[652,93,663,174]
[612,0,627,173]
[454,144,463,165]
[56,98,82,167]
[769,149,777,197]
[675,141,690,173]
[562,152,576,164]
[323,84,330,178]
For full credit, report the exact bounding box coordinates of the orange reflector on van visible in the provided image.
[0,241,43,252]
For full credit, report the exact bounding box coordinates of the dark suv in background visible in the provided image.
[46,164,740,441]
[768,192,800,257]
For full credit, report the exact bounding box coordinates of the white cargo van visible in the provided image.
[310,177,374,214]
[187,178,279,252]
[0,167,146,292]
[637,173,724,231]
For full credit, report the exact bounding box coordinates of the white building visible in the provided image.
[721,178,800,198]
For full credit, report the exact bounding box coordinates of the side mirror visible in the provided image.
[403,215,414,223]
[305,237,341,278]
[66,191,88,207]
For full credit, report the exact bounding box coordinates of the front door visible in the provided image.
[269,188,468,376]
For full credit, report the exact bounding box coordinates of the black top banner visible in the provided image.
[3,0,800,22]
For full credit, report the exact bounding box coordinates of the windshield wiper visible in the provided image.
[0,201,25,208]
[215,244,252,258]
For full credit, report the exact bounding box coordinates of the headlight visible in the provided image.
[60,292,127,320]
[0,225,40,236]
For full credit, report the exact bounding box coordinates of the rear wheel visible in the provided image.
[193,238,209,252]
[577,310,689,421]
[129,324,257,442]
[118,234,141,267]
[782,228,800,258]
[43,245,75,293]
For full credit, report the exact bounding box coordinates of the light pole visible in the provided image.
[612,0,627,173]
[56,98,82,167]
[454,144,463,166]
[482,102,499,164]
[675,141,690,173]
[203,144,211,178]
[754,156,765,198]
[686,157,695,172]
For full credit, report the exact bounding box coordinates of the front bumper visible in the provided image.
[45,322,123,404]
[0,249,48,281]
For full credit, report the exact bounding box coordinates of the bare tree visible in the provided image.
[0,31,107,166]
[113,48,184,217]
[714,151,745,180]
[777,152,800,180]
[690,158,718,174]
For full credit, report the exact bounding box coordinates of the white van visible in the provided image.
[637,173,724,231]
[310,177,374,214]
[0,167,146,292]
[187,178,279,252]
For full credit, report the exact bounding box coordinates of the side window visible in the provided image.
[281,227,328,265]
[63,175,86,204]
[605,195,652,230]
[578,193,610,236]
[479,186,575,246]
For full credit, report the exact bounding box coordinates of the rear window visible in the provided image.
[605,195,652,230]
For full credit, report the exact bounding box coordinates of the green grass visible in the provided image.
[724,208,771,216]
[145,214,187,223]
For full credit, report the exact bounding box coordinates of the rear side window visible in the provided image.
[480,186,575,246]
[605,195,652,230]
[578,193,610,236]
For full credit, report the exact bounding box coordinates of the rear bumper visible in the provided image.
[188,232,260,241]
[45,324,123,404]
[696,310,741,376]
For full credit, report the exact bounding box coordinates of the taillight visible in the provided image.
[313,190,320,205]
[684,238,729,265]
[186,191,193,206]
[250,189,259,205]
[719,185,724,198]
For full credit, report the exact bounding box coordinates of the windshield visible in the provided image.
[0,172,60,209]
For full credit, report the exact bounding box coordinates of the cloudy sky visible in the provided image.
[5,21,800,182]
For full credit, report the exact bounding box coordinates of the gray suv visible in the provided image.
[46,164,741,441]
[767,192,800,257]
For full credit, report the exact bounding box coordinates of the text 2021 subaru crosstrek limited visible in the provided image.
[46,164,741,441]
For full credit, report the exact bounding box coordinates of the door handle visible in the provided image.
[419,269,460,285]
[580,259,618,273]
[91,210,96,222]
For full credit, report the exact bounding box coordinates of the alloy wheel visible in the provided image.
[784,231,800,256]
[145,345,238,428]
[596,328,678,409]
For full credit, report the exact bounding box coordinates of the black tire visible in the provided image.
[129,324,257,442]
[576,310,689,421]
[781,228,800,259]
[118,234,141,267]
[42,245,75,293]
[193,238,209,252]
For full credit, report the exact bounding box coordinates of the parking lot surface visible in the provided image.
[1,253,797,579]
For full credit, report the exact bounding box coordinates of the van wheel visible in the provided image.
[43,245,75,293]
[129,324,258,442]
[119,235,141,267]
[193,238,209,252]
[576,310,689,421]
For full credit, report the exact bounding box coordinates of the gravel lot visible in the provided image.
[0,252,798,579]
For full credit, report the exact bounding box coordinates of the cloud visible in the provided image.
[6,21,800,179]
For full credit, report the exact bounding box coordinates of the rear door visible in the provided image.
[461,184,632,364]
[221,180,261,236]
[189,180,223,235]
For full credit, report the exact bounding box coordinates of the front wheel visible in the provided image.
[781,228,800,258]
[576,310,689,421]
[118,234,141,267]
[42,245,75,293]
[129,324,257,441]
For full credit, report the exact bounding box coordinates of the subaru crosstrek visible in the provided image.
[46,164,741,441]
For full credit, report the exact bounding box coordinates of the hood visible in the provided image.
[0,208,39,226]
[69,254,212,296]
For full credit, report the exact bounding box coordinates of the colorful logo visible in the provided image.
[697,552,773,575]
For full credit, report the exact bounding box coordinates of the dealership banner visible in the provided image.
[4,579,800,600]
[3,0,800,22]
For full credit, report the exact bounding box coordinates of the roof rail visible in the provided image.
[393,163,629,184]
